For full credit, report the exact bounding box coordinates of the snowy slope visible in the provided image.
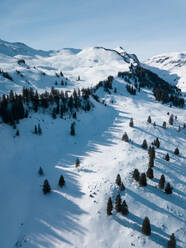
[0,40,186,248]
[0,39,138,95]
[0,78,186,248]
[144,52,186,92]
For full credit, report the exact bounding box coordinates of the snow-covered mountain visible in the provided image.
[0,39,138,95]
[0,40,185,248]
[144,52,186,93]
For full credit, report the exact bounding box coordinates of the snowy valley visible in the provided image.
[0,40,185,248]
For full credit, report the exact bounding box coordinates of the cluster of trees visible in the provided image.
[39,167,65,194]
[118,65,184,108]
[0,86,94,125]
[115,174,125,191]
[0,69,13,81]
[34,124,42,135]
[126,84,136,95]
[107,193,129,216]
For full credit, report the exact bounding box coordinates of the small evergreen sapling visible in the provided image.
[58,175,65,187]
[146,167,154,179]
[107,197,113,215]
[165,153,170,161]
[43,179,51,194]
[174,147,179,155]
[154,137,160,148]
[38,167,44,176]
[122,132,129,142]
[75,158,80,168]
[115,194,121,212]
[34,125,38,134]
[139,173,147,187]
[121,200,129,215]
[115,174,121,186]
[120,182,125,191]
[70,122,75,136]
[159,175,165,189]
[163,121,167,129]
[133,169,140,181]
[129,118,134,127]
[168,233,176,248]
[147,116,152,123]
[16,130,20,136]
[149,155,154,167]
[165,183,172,194]
[169,114,174,125]
[141,139,148,149]
[142,217,151,236]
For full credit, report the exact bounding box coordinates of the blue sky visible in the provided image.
[0,0,186,60]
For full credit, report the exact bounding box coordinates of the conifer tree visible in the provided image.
[121,200,129,215]
[146,167,154,179]
[142,217,151,236]
[115,194,121,212]
[122,132,129,142]
[120,182,125,191]
[165,183,172,194]
[139,173,147,187]
[58,175,65,187]
[163,121,167,129]
[174,147,179,155]
[159,175,165,189]
[148,146,155,159]
[133,169,140,181]
[34,125,38,134]
[107,197,113,215]
[115,174,121,186]
[147,116,152,123]
[70,122,75,136]
[75,158,80,168]
[149,155,154,167]
[16,130,20,136]
[38,124,42,135]
[169,114,174,125]
[165,153,170,161]
[141,139,148,149]
[43,179,51,194]
[153,122,156,127]
[168,233,176,248]
[38,167,44,176]
[129,118,134,127]
[154,138,160,148]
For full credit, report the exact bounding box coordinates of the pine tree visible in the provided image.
[147,116,152,123]
[154,138,160,148]
[159,175,165,189]
[141,139,148,149]
[122,132,129,142]
[75,158,80,168]
[115,194,121,212]
[142,217,151,236]
[149,155,154,167]
[165,153,170,161]
[168,233,176,248]
[121,200,129,215]
[115,174,121,186]
[43,179,51,194]
[139,173,147,187]
[120,182,125,191]
[34,125,38,134]
[148,146,155,159]
[153,122,156,127]
[70,122,75,136]
[38,124,42,135]
[165,183,172,194]
[58,175,65,187]
[16,130,19,136]
[174,147,179,155]
[107,197,113,215]
[38,167,44,176]
[169,114,174,125]
[129,118,134,127]
[163,121,167,129]
[146,167,154,179]
[133,169,140,181]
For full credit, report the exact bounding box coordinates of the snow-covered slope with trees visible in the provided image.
[144,52,186,93]
[0,40,185,248]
